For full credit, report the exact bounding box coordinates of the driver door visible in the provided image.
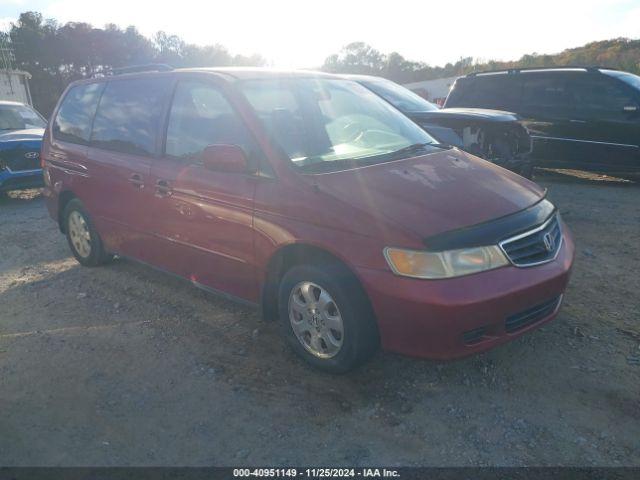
[149,78,261,302]
[566,74,640,172]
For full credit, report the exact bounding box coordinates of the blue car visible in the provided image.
[0,101,46,194]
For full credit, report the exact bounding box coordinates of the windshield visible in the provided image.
[361,79,439,113]
[239,78,439,172]
[602,70,640,91]
[0,104,46,131]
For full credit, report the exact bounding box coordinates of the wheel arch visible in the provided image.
[57,190,78,233]
[260,242,372,323]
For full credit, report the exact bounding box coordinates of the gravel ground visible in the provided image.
[0,170,639,467]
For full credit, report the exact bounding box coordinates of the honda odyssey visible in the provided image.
[43,67,575,372]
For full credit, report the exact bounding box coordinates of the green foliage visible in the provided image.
[5,11,266,116]
[5,9,640,117]
[321,39,640,83]
[321,42,476,83]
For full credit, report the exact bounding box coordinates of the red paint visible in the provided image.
[357,223,574,359]
[42,69,574,360]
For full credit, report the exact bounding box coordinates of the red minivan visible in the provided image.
[42,68,574,372]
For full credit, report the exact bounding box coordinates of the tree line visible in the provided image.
[2,11,640,116]
[321,39,640,83]
[2,12,266,116]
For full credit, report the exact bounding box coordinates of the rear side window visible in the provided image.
[91,77,172,156]
[450,76,521,110]
[53,82,104,144]
[521,74,573,115]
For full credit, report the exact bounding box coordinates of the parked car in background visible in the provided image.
[445,67,640,178]
[43,67,574,372]
[0,101,46,195]
[346,75,534,177]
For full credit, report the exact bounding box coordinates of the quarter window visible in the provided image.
[461,77,521,110]
[53,82,104,144]
[91,78,172,156]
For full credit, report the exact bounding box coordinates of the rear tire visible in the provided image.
[278,263,379,373]
[63,198,112,267]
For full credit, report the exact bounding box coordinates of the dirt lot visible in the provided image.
[1,171,639,467]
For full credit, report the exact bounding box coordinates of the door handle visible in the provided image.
[155,179,173,197]
[569,119,587,124]
[129,173,144,189]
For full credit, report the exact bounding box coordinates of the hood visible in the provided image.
[0,128,45,143]
[409,108,519,123]
[311,148,545,240]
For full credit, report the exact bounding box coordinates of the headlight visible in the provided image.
[384,245,509,279]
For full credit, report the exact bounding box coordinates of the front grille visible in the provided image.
[505,296,562,333]
[499,214,562,267]
[0,149,40,172]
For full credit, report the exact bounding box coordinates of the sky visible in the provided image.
[1,0,640,68]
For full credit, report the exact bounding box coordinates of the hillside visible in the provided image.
[476,38,640,74]
[321,38,640,83]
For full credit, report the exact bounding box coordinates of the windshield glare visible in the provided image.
[0,104,46,131]
[239,78,437,171]
[362,79,439,113]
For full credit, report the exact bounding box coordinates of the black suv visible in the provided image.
[445,67,640,177]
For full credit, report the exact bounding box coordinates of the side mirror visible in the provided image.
[202,144,248,174]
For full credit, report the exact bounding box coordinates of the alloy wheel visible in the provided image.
[288,281,344,359]
[68,210,92,258]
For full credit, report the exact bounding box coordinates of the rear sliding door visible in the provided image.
[87,76,174,260]
[517,73,576,166]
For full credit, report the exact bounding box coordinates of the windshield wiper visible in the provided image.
[296,142,450,173]
[390,142,448,159]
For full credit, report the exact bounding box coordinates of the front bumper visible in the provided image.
[356,223,575,360]
[0,168,44,192]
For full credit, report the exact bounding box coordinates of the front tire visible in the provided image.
[278,263,379,373]
[63,198,112,267]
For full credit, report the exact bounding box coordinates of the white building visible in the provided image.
[403,76,459,106]
[0,70,33,105]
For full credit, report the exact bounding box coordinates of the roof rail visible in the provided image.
[466,65,618,76]
[110,64,174,76]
